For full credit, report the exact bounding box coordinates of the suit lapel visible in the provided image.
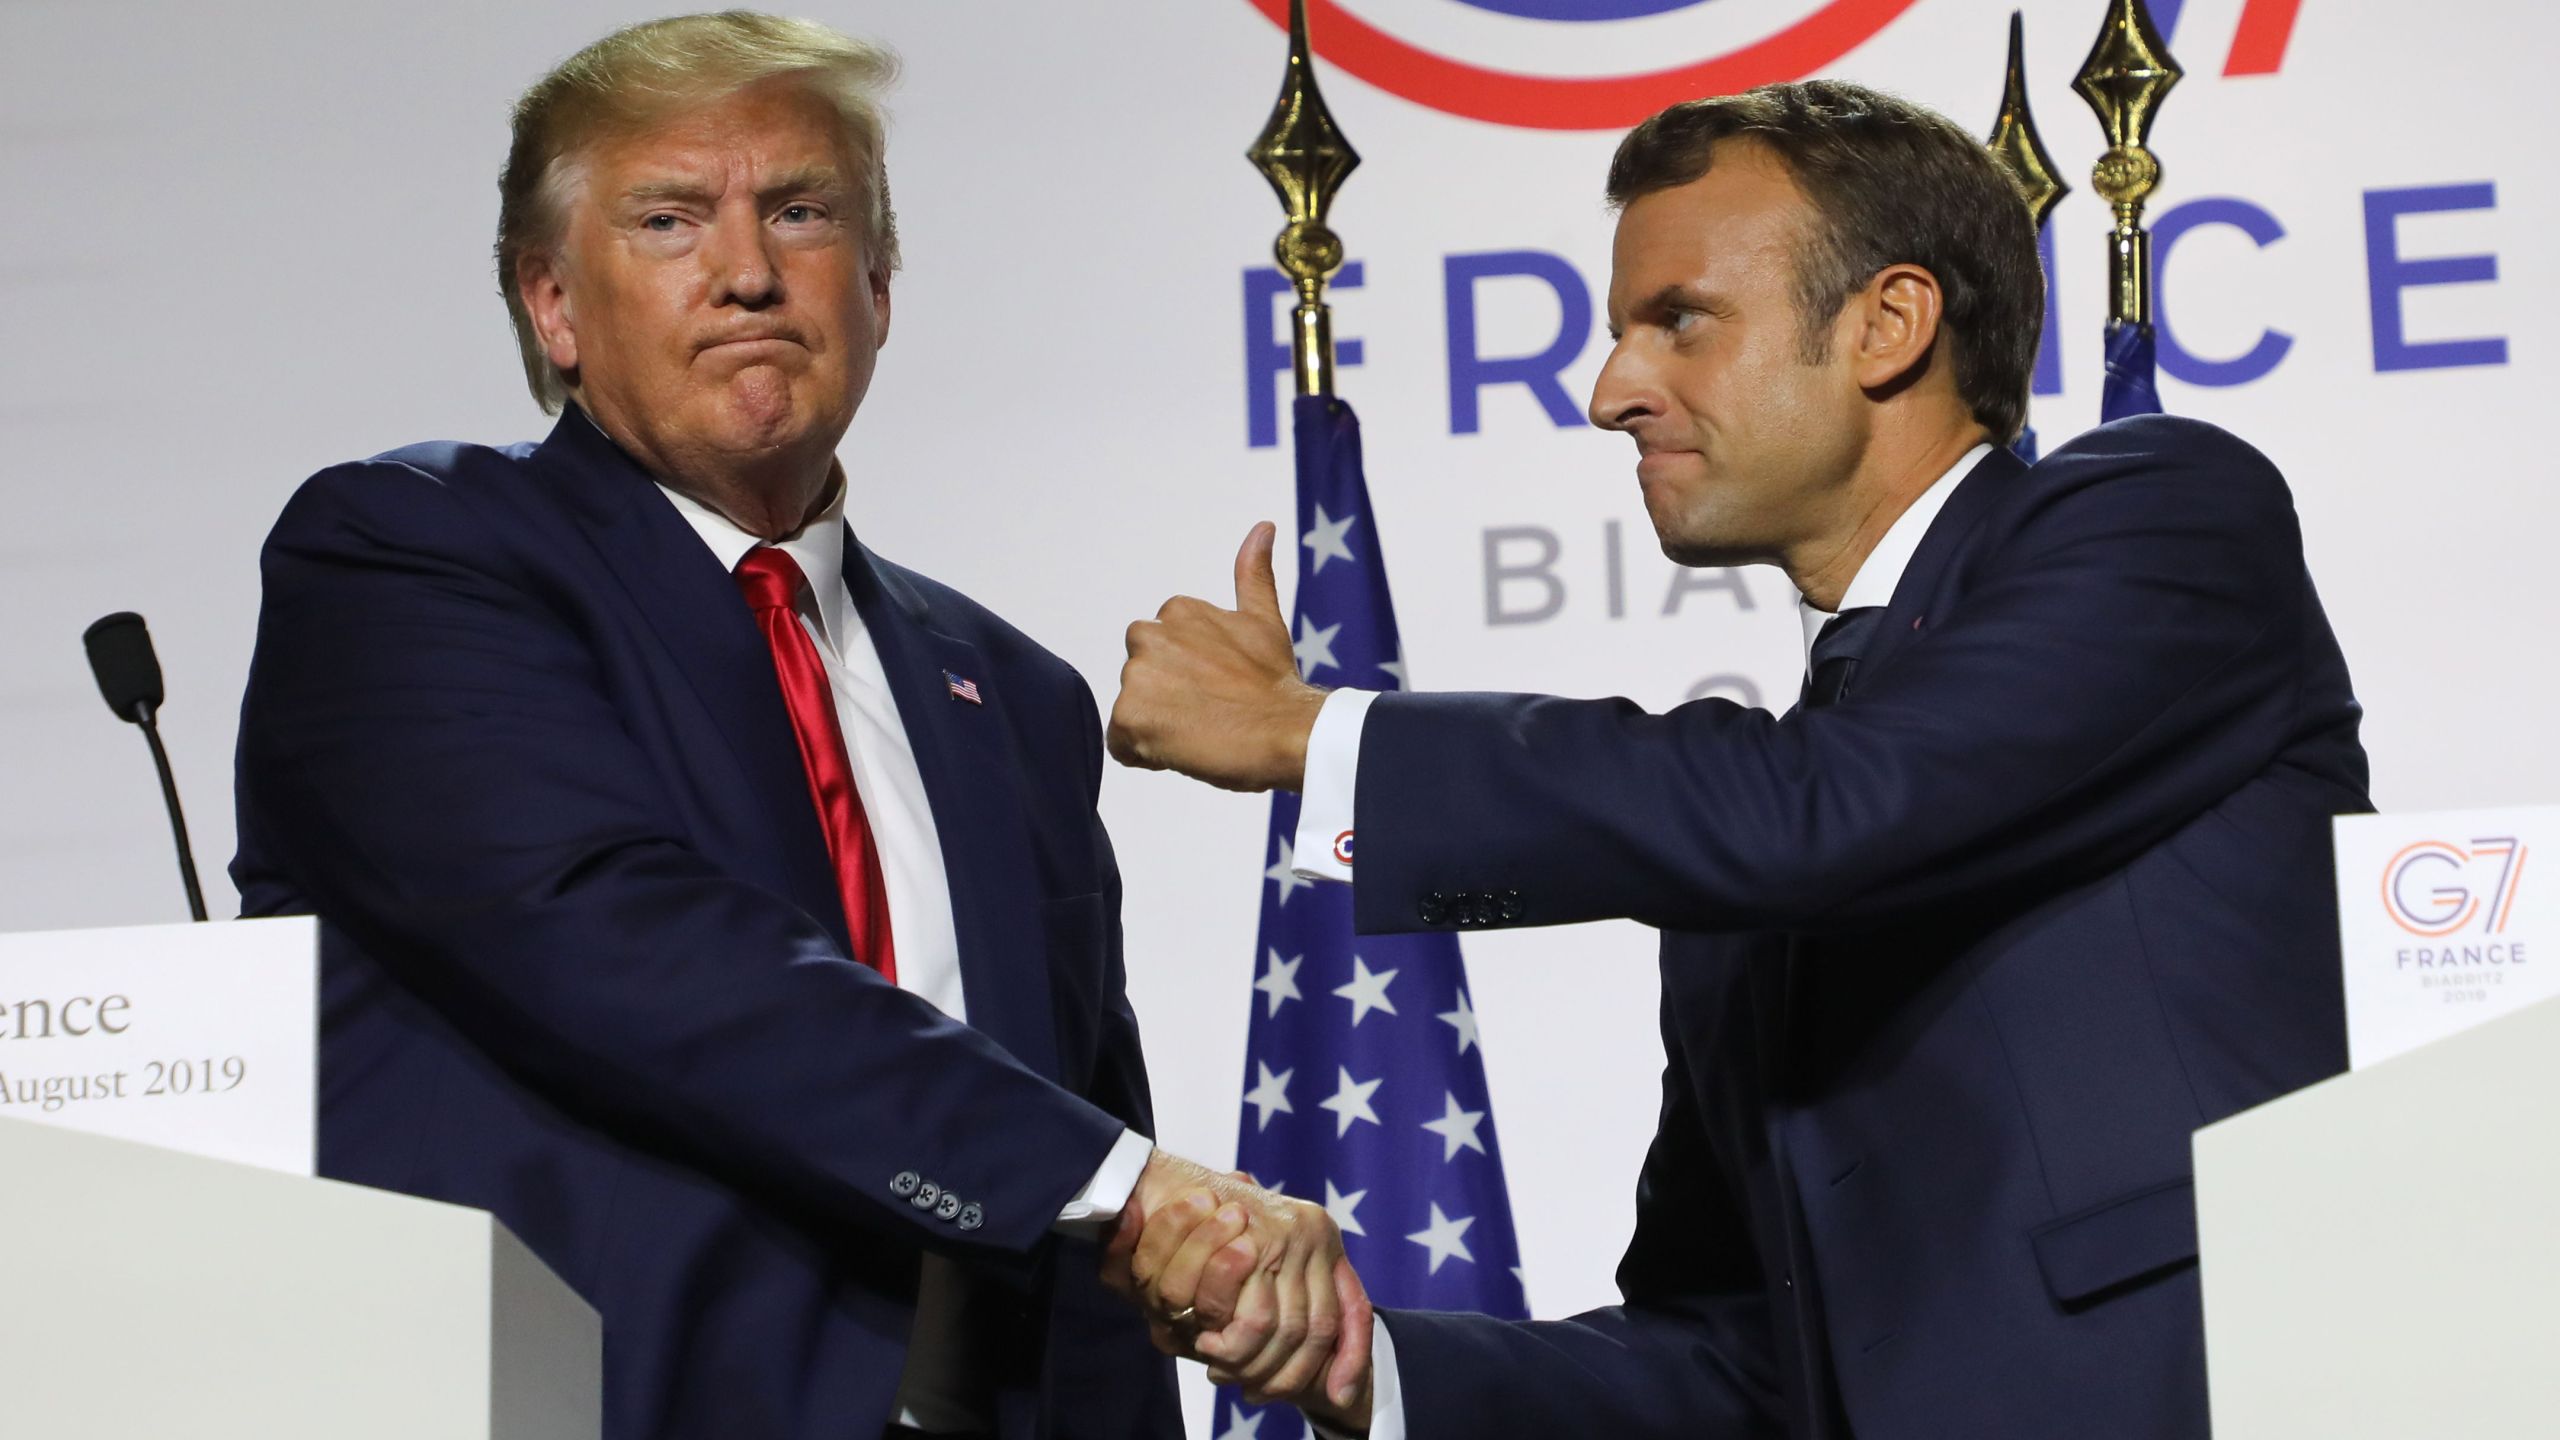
[533,408,852,950]
[1769,448,2026,1085]
[1856,443,2025,680]
[844,538,1063,1082]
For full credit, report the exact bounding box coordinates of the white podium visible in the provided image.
[2194,994,2560,1437]
[0,1115,600,1439]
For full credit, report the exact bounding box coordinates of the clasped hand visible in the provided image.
[1105,530,1371,1426]
[1104,1151,1374,1430]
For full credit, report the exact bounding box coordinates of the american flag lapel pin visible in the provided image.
[944,670,983,705]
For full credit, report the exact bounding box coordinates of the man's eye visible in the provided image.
[642,214,679,232]
[778,204,822,224]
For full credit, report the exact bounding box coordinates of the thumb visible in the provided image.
[1233,521,1283,623]
[1327,1256,1374,1410]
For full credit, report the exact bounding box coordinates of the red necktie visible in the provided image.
[734,548,897,981]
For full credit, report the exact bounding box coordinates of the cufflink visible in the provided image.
[913,1180,942,1210]
[891,1171,922,1198]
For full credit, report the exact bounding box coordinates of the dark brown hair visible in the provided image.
[1606,80,2042,442]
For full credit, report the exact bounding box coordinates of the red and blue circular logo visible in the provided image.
[1246,0,1927,131]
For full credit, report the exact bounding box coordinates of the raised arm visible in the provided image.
[1351,424,2346,937]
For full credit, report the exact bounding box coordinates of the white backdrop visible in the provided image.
[4,2,2550,1433]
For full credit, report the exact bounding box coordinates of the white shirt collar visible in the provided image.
[1796,442,1994,661]
[655,466,853,648]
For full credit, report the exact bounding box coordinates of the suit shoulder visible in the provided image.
[269,438,543,559]
[2005,416,2298,551]
[1962,416,2308,613]
[2036,414,2289,499]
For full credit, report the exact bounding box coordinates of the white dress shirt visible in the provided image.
[656,476,1152,1433]
[1792,444,1988,658]
[1296,442,1989,1440]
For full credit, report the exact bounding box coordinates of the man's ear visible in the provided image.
[1849,262,1944,395]
[517,250,580,376]
[869,264,892,351]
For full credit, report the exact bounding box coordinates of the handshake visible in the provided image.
[1105,1151,1376,1432]
[1098,526,1376,1429]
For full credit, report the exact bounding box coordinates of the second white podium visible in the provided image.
[0,1115,599,1439]
[2195,994,2560,1437]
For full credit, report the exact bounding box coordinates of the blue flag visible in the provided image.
[1217,394,1529,1440]
[2100,319,2163,420]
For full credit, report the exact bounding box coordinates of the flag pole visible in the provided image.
[2073,0,2182,330]
[1987,11,2069,458]
[1224,21,1529,1440]
[1988,11,2070,232]
[1248,0,1360,399]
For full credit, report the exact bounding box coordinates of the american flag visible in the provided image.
[944,670,982,705]
[1217,394,1527,1440]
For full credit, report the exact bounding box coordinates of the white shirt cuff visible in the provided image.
[1291,687,1379,885]
[1309,1318,1404,1440]
[1051,1128,1154,1235]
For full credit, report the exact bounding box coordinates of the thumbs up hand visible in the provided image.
[1109,522,1327,793]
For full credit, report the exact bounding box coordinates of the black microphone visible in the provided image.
[82,613,208,922]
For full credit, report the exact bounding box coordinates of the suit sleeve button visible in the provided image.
[957,1203,984,1232]
[890,1171,921,1198]
[937,1193,963,1221]
[913,1180,942,1210]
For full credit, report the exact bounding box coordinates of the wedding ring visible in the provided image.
[1166,1305,1199,1326]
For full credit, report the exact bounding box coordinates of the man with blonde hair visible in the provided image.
[232,13,1359,1439]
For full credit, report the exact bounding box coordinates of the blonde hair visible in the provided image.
[495,11,902,413]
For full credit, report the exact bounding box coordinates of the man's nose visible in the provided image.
[706,215,783,308]
[1587,338,1657,432]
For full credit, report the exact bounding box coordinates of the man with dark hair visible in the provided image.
[1603,82,2047,444]
[1111,80,2367,1437]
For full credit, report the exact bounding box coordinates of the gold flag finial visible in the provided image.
[1247,0,1360,397]
[2073,0,2182,326]
[1987,11,2068,230]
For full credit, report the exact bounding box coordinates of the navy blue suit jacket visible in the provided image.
[1350,417,2367,1439]
[231,408,1179,1440]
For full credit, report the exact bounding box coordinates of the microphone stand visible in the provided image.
[131,700,208,923]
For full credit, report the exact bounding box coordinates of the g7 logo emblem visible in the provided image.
[2383,837,2527,938]
[1243,0,2305,132]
